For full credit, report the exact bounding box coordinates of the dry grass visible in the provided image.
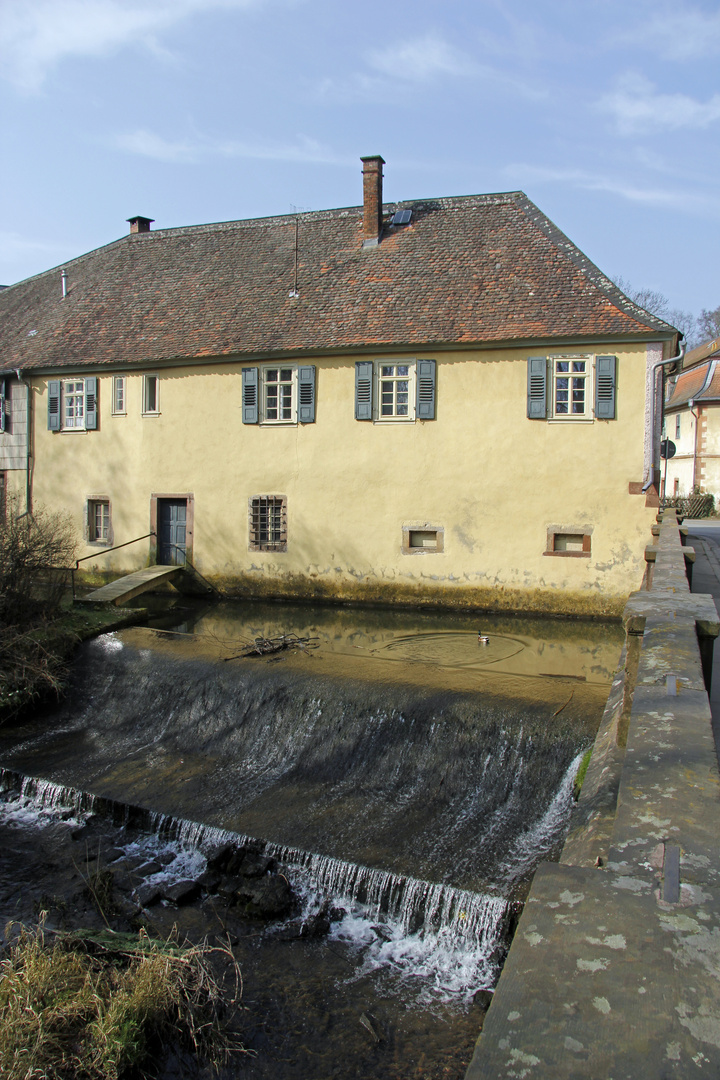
[0,920,245,1079]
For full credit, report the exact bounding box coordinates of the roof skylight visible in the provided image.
[392,209,412,226]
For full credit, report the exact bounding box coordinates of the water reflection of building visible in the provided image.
[0,156,680,615]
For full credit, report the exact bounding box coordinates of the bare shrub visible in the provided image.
[0,502,77,628]
[0,503,79,717]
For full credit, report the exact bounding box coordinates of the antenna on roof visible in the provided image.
[288,205,309,300]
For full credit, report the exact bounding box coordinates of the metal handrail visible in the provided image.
[72,531,156,599]
[162,544,220,596]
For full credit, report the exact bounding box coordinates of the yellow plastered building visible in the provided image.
[0,158,679,616]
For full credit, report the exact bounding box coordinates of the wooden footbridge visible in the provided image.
[75,565,214,607]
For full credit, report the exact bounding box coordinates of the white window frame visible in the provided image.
[260,365,297,424]
[63,379,86,430]
[87,498,111,545]
[376,360,416,422]
[550,355,592,421]
[112,376,126,415]
[142,374,160,416]
[675,414,681,439]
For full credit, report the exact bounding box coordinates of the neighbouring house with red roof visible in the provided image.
[663,337,720,504]
[0,157,680,615]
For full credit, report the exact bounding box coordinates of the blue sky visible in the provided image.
[1,0,718,323]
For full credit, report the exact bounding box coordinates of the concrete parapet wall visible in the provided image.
[466,510,720,1078]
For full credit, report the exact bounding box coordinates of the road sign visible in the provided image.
[661,439,677,460]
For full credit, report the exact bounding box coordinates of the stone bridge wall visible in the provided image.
[466,510,720,1078]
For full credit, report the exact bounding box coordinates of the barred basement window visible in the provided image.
[249,495,287,552]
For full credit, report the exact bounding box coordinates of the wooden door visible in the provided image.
[157,499,187,565]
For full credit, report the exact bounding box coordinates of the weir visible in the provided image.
[0,602,617,1074]
[0,610,613,896]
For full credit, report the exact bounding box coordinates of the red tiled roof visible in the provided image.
[682,338,720,369]
[666,359,720,409]
[0,192,676,372]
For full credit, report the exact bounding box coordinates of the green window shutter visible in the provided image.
[355,361,373,420]
[0,379,5,434]
[48,380,61,430]
[527,357,547,419]
[242,367,259,423]
[85,377,98,429]
[416,359,436,420]
[595,355,617,420]
[298,365,316,423]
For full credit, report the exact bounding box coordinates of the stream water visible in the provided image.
[0,600,623,1078]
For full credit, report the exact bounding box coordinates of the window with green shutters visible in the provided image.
[355,359,436,421]
[242,366,315,424]
[47,377,98,431]
[527,355,617,421]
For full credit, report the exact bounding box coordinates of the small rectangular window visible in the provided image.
[113,376,126,415]
[249,496,287,551]
[88,499,111,543]
[554,533,585,552]
[143,375,159,415]
[545,528,591,558]
[675,414,681,439]
[410,530,437,548]
[402,525,444,554]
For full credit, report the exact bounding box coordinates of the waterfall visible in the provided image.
[0,767,513,977]
[0,632,600,894]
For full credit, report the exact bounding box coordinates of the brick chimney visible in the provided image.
[127,215,154,234]
[361,155,385,248]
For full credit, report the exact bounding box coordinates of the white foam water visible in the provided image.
[0,768,513,1004]
[494,750,584,888]
[291,870,509,1005]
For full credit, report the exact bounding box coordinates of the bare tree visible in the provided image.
[697,306,720,344]
[612,276,699,347]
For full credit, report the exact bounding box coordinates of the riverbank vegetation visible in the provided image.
[0,506,131,722]
[0,921,243,1079]
[0,505,78,719]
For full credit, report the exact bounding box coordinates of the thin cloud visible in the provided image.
[0,0,263,92]
[114,129,350,166]
[316,32,544,103]
[506,163,716,214]
[615,7,720,60]
[0,231,66,258]
[0,231,71,285]
[115,130,197,163]
[599,73,720,135]
[366,34,475,82]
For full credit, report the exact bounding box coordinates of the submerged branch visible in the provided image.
[223,633,320,660]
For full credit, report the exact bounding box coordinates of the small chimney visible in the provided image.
[361,155,385,248]
[127,215,154,234]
